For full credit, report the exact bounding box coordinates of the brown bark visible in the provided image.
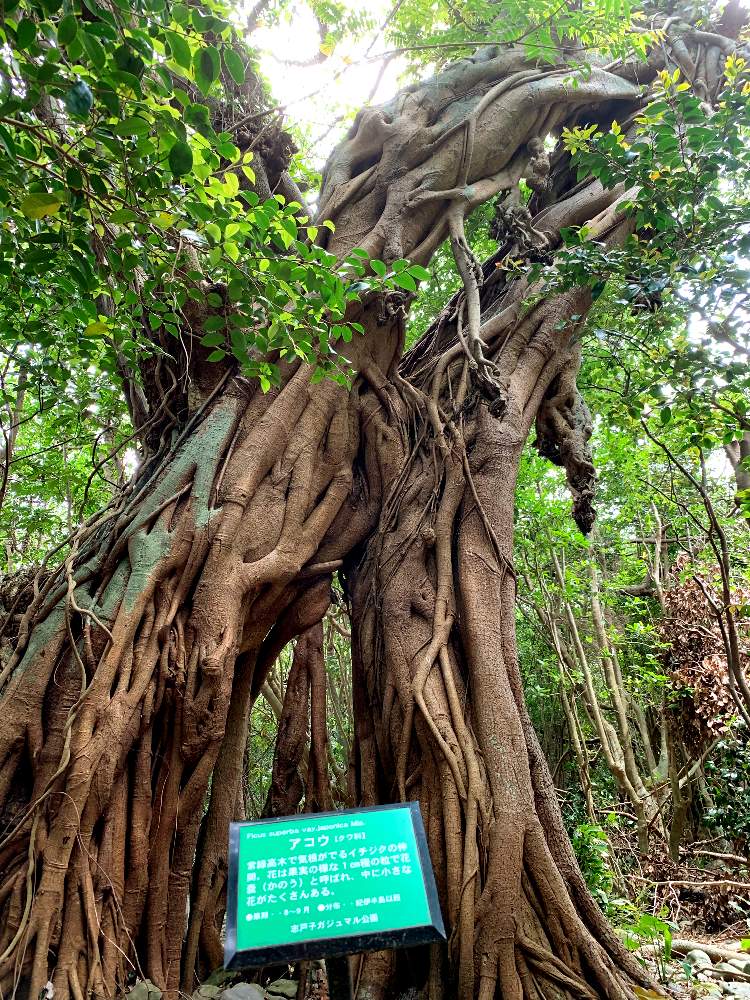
[0,352,388,999]
[0,23,740,1000]
[347,281,652,999]
[264,620,333,818]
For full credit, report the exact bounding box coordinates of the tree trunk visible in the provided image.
[724,430,750,523]
[0,297,408,996]
[347,279,651,999]
[0,25,738,1000]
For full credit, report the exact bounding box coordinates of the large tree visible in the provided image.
[0,1,748,998]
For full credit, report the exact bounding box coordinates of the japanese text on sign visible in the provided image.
[235,807,432,951]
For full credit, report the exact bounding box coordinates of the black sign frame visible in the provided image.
[224,801,446,970]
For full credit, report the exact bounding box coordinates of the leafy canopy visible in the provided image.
[0,0,391,399]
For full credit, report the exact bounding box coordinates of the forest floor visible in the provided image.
[180,932,750,1000]
[642,937,750,999]
[128,831,750,1000]
[597,828,750,998]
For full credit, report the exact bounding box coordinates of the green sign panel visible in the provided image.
[225,803,445,969]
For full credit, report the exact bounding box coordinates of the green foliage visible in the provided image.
[516,438,674,711]
[557,64,750,456]
[0,243,135,567]
[245,694,279,818]
[564,61,750,231]
[572,822,617,910]
[703,730,750,844]
[513,297,750,889]
[0,0,380,399]
[383,0,653,70]
[558,64,750,291]
[621,911,676,982]
[570,817,696,986]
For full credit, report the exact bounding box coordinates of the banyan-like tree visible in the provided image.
[1,0,748,997]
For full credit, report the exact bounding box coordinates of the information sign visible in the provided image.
[224,802,445,969]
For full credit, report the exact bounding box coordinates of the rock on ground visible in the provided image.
[220,985,267,1000]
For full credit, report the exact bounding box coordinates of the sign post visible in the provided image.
[325,955,353,1000]
[224,802,445,993]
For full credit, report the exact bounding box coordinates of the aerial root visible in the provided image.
[447,210,508,416]
[350,393,650,1000]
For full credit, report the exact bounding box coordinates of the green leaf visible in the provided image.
[81,0,115,26]
[204,221,221,243]
[114,43,144,78]
[206,348,226,362]
[184,102,213,139]
[169,140,193,176]
[166,29,191,69]
[222,47,245,85]
[370,259,386,277]
[409,264,431,281]
[64,80,93,118]
[109,208,140,224]
[203,315,226,332]
[84,321,109,335]
[113,116,151,137]
[81,30,106,69]
[195,44,220,94]
[201,45,220,83]
[20,192,63,219]
[191,8,212,31]
[200,331,225,347]
[0,124,17,158]
[155,65,174,94]
[660,406,672,425]
[57,13,77,45]
[16,17,37,49]
[392,272,416,292]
